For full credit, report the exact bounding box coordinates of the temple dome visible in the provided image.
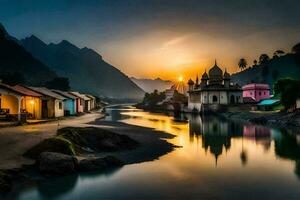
[223,69,230,79]
[201,71,209,79]
[209,60,223,78]
[188,78,194,85]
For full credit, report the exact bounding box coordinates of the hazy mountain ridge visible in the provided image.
[131,77,173,93]
[231,54,300,89]
[20,35,145,99]
[0,23,57,85]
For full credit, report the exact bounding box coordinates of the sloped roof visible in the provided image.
[69,92,90,100]
[29,87,66,100]
[257,99,280,106]
[52,90,76,100]
[12,85,43,97]
[0,83,24,96]
[85,94,96,100]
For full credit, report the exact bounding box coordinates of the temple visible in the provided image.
[187,60,243,112]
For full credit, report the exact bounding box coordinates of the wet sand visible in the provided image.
[0,111,176,170]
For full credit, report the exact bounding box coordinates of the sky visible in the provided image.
[0,0,300,81]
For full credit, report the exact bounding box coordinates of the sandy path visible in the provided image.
[0,112,103,169]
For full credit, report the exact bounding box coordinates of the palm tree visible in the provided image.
[259,54,270,65]
[253,59,258,66]
[238,58,247,71]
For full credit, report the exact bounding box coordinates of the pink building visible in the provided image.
[242,83,270,102]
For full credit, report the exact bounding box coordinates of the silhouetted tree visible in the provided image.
[292,43,300,66]
[238,58,247,71]
[273,50,285,58]
[272,69,279,81]
[0,72,25,85]
[274,78,300,110]
[259,54,270,65]
[44,77,70,91]
[253,59,258,66]
[292,43,300,54]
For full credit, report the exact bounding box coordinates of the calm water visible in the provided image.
[9,106,300,200]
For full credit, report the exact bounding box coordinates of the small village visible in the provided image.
[0,82,103,125]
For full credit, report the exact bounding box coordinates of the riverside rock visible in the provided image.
[38,152,78,176]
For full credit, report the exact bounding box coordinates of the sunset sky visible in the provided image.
[1,0,300,81]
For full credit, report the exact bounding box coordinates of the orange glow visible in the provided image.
[178,76,183,82]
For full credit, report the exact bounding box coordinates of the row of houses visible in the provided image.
[0,83,98,122]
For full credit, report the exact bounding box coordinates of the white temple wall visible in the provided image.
[220,91,228,105]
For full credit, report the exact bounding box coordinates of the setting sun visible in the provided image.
[178,76,183,82]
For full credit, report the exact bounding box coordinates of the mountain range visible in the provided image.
[0,23,57,85]
[130,77,173,93]
[20,35,145,99]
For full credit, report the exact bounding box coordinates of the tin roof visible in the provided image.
[52,90,76,100]
[85,94,96,100]
[29,87,66,100]
[69,92,90,100]
[257,99,280,106]
[12,85,43,97]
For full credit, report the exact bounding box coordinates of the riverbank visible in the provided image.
[220,110,300,132]
[0,110,176,195]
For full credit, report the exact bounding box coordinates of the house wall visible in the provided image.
[228,92,243,104]
[76,98,84,113]
[0,95,19,114]
[22,96,42,119]
[243,89,270,102]
[297,99,300,109]
[54,99,64,117]
[63,99,76,115]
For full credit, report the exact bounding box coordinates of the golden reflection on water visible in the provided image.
[119,109,296,174]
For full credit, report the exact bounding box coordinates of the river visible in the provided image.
[10,106,300,200]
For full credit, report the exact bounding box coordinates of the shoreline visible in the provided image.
[218,110,300,132]
[0,111,177,195]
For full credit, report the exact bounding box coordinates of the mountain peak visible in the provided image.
[57,40,80,52]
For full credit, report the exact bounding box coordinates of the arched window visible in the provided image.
[230,95,235,104]
[213,95,218,103]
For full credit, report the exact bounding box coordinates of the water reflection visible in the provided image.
[11,106,300,200]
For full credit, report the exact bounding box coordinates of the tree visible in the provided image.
[274,78,300,110]
[253,59,258,66]
[44,77,70,91]
[292,43,300,66]
[272,69,279,81]
[259,54,270,65]
[273,50,285,58]
[238,58,247,71]
[292,43,300,54]
[0,72,25,85]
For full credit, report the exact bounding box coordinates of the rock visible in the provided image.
[57,127,139,153]
[78,156,123,172]
[24,137,76,159]
[0,171,11,193]
[38,152,78,176]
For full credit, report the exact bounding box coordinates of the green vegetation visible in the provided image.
[24,136,76,159]
[142,90,166,108]
[274,78,300,110]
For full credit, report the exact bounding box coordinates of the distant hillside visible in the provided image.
[0,23,57,85]
[231,54,300,91]
[20,35,145,99]
[131,77,173,93]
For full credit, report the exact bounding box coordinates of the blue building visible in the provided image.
[52,90,76,115]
